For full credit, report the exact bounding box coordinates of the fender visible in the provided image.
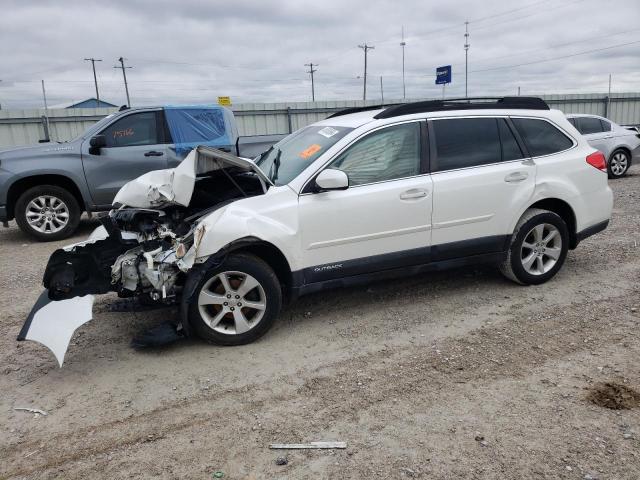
[507,180,580,234]
[184,187,301,271]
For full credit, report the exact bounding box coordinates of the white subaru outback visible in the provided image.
[18,97,613,365]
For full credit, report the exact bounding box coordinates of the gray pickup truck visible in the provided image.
[0,105,282,240]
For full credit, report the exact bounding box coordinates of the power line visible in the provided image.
[358,43,375,101]
[470,39,640,74]
[304,63,318,101]
[83,58,102,103]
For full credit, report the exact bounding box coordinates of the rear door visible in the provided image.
[429,117,536,260]
[298,121,433,283]
[81,110,170,206]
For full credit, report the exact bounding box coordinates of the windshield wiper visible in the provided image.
[269,148,282,183]
[255,145,274,165]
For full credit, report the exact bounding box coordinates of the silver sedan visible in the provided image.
[566,114,640,178]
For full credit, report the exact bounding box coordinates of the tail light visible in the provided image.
[586,151,607,172]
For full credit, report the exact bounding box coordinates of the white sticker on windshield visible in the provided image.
[318,126,339,138]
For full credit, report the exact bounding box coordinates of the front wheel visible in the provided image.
[14,185,81,241]
[186,253,282,346]
[608,149,630,178]
[500,208,569,285]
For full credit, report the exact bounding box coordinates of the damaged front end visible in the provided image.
[18,146,272,366]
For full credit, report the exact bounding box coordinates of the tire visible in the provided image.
[500,208,569,285]
[186,253,282,346]
[608,149,630,179]
[14,185,82,241]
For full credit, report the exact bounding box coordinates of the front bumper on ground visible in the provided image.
[17,291,95,367]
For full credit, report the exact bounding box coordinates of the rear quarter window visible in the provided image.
[512,118,574,157]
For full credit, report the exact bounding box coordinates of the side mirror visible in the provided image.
[89,135,106,155]
[315,169,349,191]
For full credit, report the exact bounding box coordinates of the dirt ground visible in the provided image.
[1,167,639,480]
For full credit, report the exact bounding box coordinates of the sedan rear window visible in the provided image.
[512,118,573,157]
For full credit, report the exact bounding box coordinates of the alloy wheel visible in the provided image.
[520,223,562,275]
[25,195,70,234]
[610,152,628,176]
[198,271,267,335]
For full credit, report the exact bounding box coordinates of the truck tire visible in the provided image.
[187,253,282,346]
[500,208,569,285]
[14,185,81,241]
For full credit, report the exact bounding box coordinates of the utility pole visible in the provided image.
[305,63,318,102]
[464,21,470,98]
[114,57,132,107]
[400,26,406,99]
[41,80,51,141]
[84,57,102,103]
[606,73,612,118]
[517,86,521,96]
[358,43,374,101]
[380,76,384,102]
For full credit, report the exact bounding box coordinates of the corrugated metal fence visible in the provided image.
[1,93,639,148]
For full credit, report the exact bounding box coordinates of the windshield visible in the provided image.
[255,125,353,185]
[69,113,119,142]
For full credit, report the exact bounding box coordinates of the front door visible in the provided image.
[298,121,433,284]
[81,110,170,206]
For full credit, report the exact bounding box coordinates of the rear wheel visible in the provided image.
[187,253,282,346]
[14,185,81,241]
[608,149,630,178]
[500,208,569,285]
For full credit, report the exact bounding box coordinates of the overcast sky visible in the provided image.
[1,0,639,108]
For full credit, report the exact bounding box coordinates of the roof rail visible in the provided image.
[327,104,391,119]
[373,97,549,119]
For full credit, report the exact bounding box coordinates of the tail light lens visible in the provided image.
[586,151,607,172]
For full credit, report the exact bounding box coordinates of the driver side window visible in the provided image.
[100,111,160,147]
[329,122,421,186]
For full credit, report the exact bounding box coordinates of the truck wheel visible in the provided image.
[187,253,282,346]
[500,208,569,285]
[608,149,630,178]
[14,185,81,241]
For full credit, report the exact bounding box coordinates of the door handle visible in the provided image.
[400,189,428,200]
[144,151,164,157]
[504,172,528,183]
[603,135,613,139]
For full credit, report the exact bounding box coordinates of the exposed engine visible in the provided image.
[44,167,266,303]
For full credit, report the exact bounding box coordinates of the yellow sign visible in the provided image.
[217,96,232,106]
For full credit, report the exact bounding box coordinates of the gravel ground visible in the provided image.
[1,167,639,479]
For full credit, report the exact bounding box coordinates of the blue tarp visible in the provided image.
[164,105,236,156]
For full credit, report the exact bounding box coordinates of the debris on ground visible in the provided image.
[269,441,347,449]
[275,456,288,465]
[212,471,224,478]
[14,407,48,416]
[586,382,640,409]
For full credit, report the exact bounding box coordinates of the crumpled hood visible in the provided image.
[112,145,273,208]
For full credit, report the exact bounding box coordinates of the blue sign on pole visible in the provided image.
[435,65,452,85]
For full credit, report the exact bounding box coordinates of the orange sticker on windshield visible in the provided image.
[299,144,322,159]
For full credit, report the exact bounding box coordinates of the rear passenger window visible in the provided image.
[512,118,573,157]
[432,118,501,171]
[577,117,604,135]
[600,119,612,132]
[498,119,523,161]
